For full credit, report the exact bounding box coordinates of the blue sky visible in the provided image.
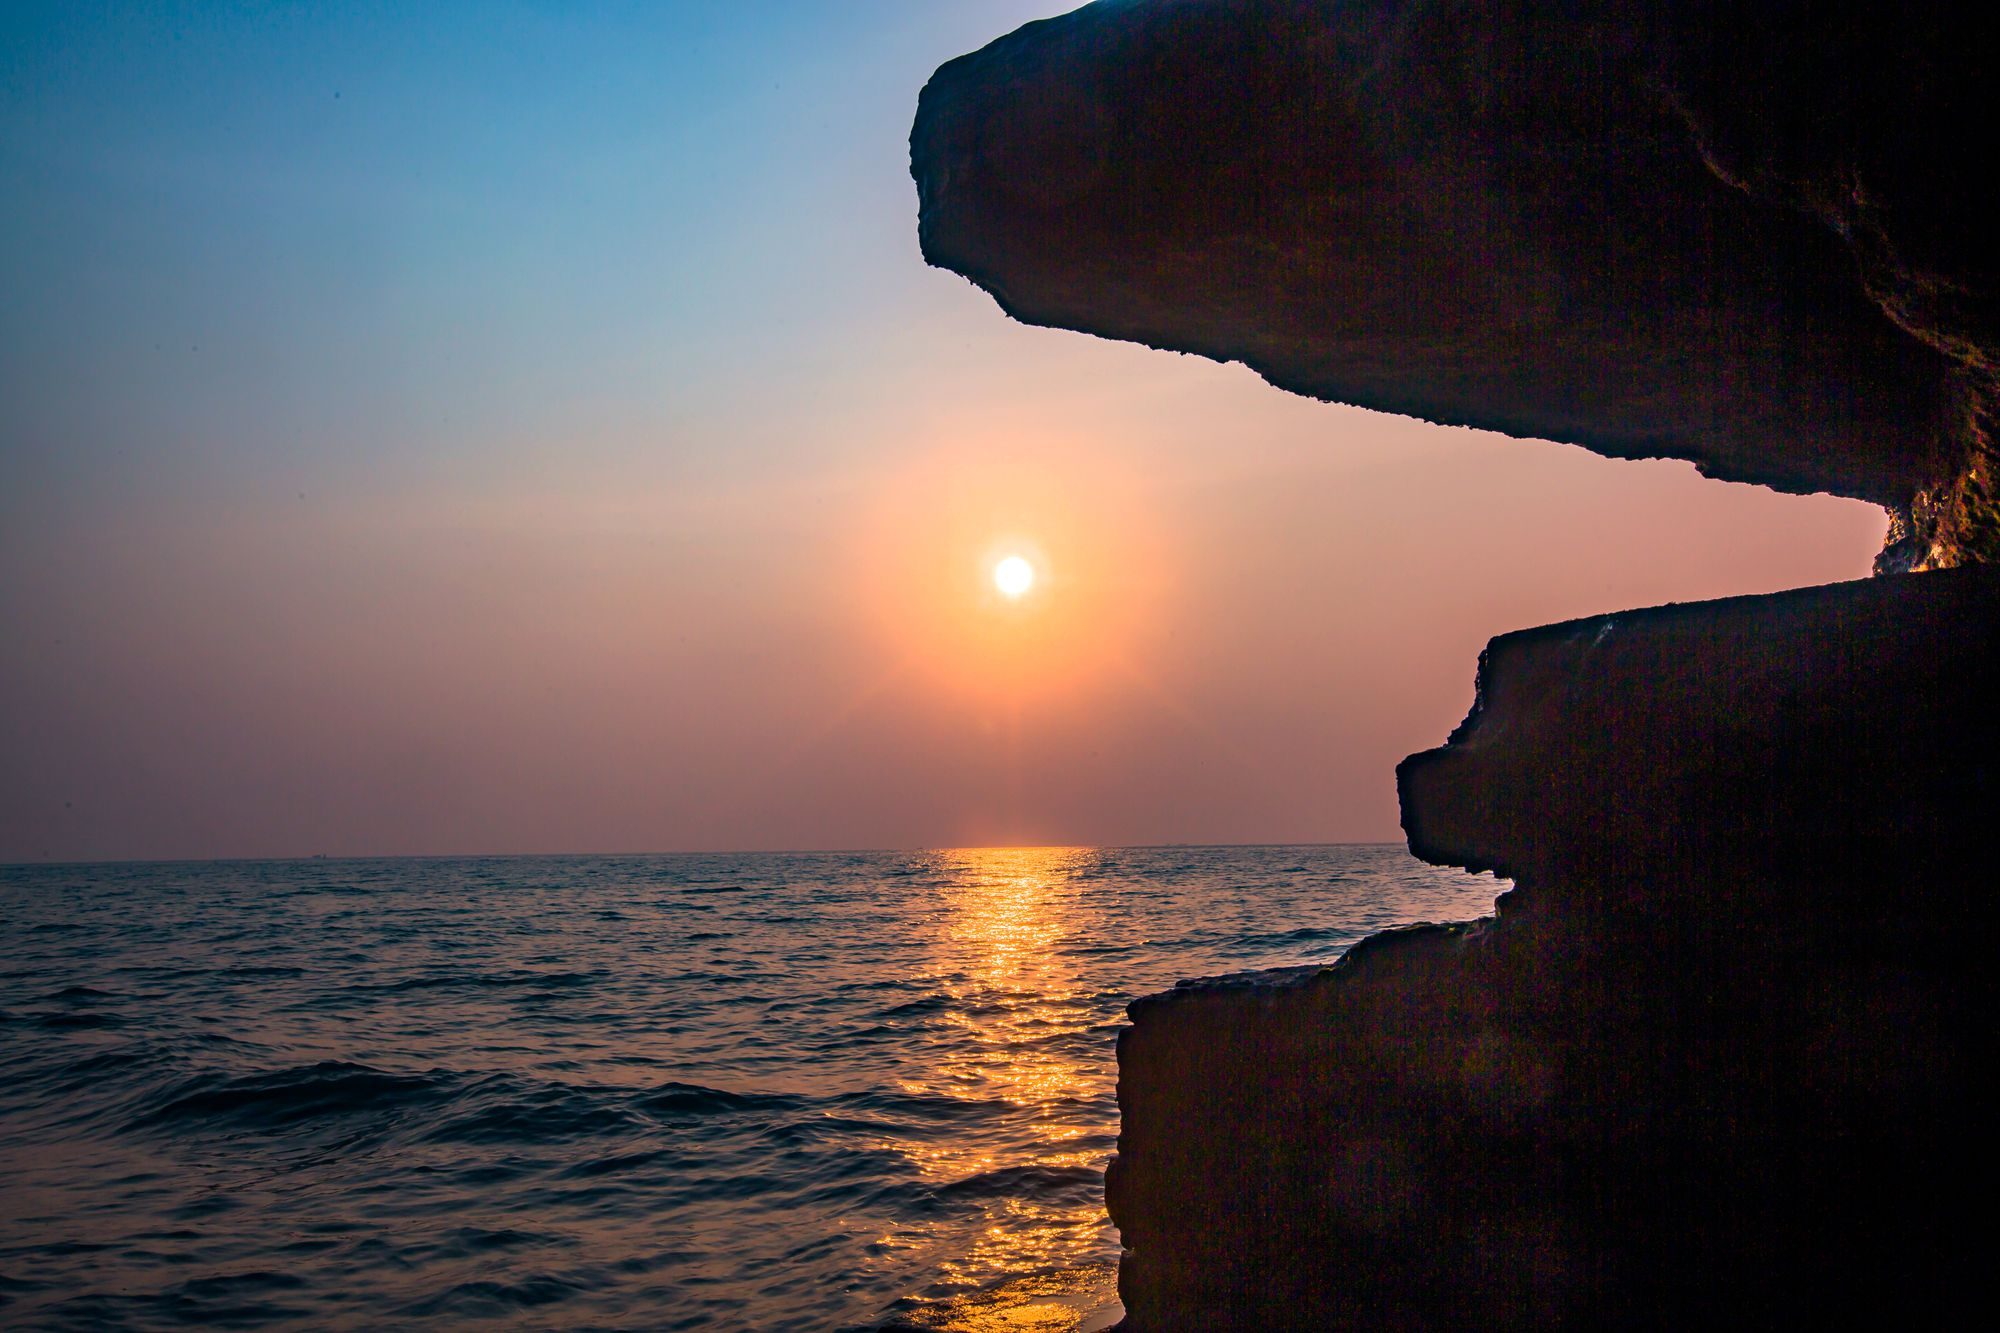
[3,2,1069,506]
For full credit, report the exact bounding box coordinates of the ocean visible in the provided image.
[0,846,1500,1330]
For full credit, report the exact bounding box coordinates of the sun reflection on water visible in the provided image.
[911,846,1096,1105]
[875,847,1122,1327]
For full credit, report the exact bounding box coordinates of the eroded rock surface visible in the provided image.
[912,0,1999,568]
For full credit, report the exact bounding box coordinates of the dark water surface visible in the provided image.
[0,846,1500,1330]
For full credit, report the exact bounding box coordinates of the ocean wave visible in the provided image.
[349,969,606,995]
[1231,924,1357,950]
[43,985,118,1002]
[430,1226,565,1258]
[38,1046,157,1081]
[418,1078,639,1145]
[841,1089,1005,1123]
[30,1010,126,1030]
[25,1040,164,1104]
[32,1270,315,1329]
[556,1148,670,1179]
[636,1080,806,1118]
[934,1163,1103,1202]
[402,1274,588,1319]
[126,1062,457,1134]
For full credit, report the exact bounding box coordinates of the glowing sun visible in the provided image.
[993,554,1035,599]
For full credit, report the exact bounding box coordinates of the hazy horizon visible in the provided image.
[3,837,1429,870]
[2,1,1887,862]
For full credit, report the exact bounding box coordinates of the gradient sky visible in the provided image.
[1,1,1887,861]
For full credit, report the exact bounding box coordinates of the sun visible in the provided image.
[993,554,1035,599]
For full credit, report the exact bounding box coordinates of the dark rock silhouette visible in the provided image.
[1114,568,1997,1327]
[912,0,1997,570]
[911,2,2000,1326]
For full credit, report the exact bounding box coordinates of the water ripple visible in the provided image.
[0,846,1501,1330]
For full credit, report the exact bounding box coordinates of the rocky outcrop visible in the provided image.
[1396,569,1999,882]
[911,2,2000,1326]
[912,0,2000,569]
[1108,568,1997,1327]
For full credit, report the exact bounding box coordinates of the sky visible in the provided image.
[0,1,1888,862]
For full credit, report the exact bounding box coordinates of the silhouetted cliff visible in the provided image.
[911,2,2000,1325]
[913,0,1998,569]
[1113,568,1996,1327]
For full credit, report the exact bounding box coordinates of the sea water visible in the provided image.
[0,846,1499,1330]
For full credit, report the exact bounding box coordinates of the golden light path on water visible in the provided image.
[877,847,1123,1332]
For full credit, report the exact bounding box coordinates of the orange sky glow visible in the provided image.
[0,2,1889,861]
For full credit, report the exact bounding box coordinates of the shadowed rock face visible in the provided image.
[1110,569,1999,1329]
[911,3,2000,1327]
[912,0,1999,569]
[1395,570,2000,883]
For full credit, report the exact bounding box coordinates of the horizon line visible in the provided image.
[1,839,1415,872]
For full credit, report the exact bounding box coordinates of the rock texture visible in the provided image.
[911,2,2000,1327]
[912,0,1999,569]
[1109,568,1997,1327]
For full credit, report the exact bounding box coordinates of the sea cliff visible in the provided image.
[912,1,1998,1324]
[1113,568,1996,1326]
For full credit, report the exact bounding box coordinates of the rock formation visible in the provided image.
[912,0,1998,570]
[912,1,1999,1326]
[1113,570,1996,1327]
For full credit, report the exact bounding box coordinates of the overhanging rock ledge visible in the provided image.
[912,0,1999,570]
[910,1,2000,1326]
